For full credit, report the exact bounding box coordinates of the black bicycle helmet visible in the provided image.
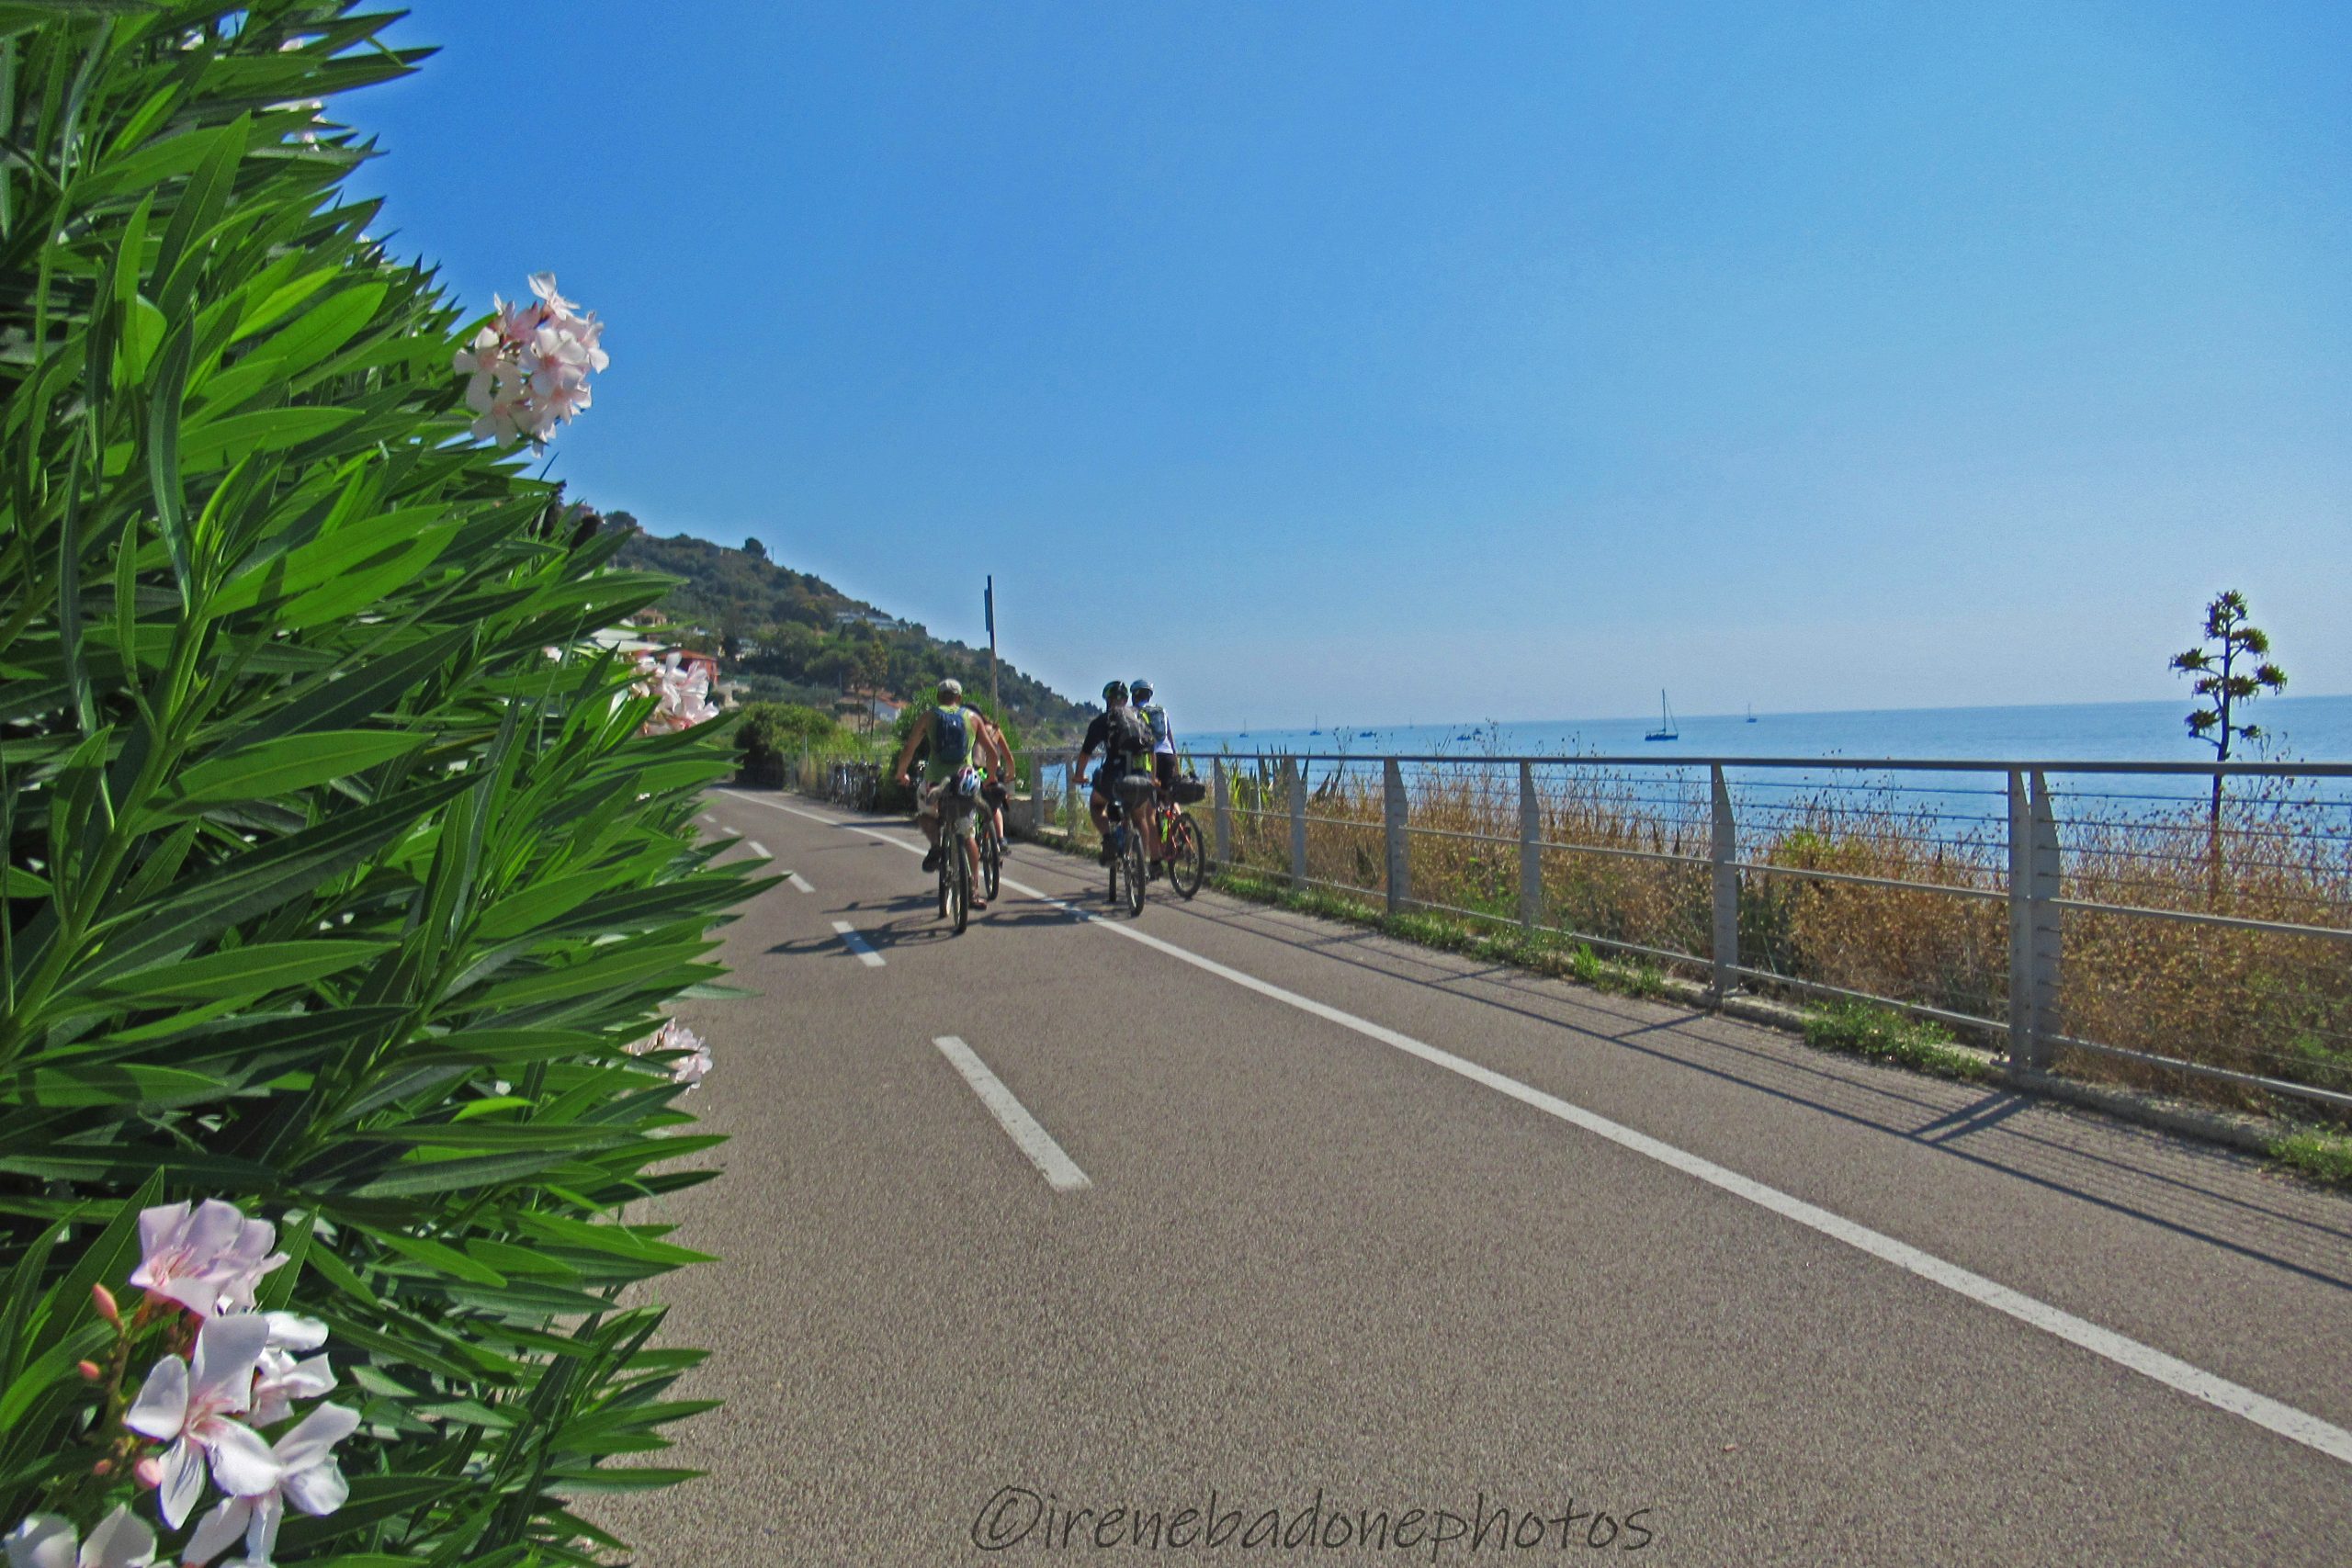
[1102,680,1129,703]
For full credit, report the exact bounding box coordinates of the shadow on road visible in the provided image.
[1005,849,2352,1293]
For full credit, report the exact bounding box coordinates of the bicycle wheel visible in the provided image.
[936,841,950,919]
[948,832,970,935]
[981,818,1002,901]
[1166,815,1204,899]
[1123,822,1147,917]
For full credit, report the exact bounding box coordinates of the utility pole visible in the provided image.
[985,575,1001,719]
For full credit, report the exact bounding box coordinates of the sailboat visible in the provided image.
[1645,691,1679,742]
[1746,703,1758,724]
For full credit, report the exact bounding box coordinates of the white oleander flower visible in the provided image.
[4,1506,157,1568]
[179,1404,361,1568]
[125,1316,278,1529]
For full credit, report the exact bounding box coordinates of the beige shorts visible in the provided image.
[922,781,978,837]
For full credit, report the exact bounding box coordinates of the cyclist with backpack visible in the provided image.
[1074,680,1159,868]
[893,677,987,909]
[1130,677,1181,797]
[1130,677,1183,875]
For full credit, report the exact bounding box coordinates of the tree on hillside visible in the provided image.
[743,536,767,560]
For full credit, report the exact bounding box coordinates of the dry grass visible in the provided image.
[1201,754,2352,1122]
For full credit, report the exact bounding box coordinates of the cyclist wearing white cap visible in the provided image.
[893,677,988,909]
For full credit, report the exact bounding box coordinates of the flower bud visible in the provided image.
[133,1456,164,1490]
[92,1283,121,1325]
[92,1458,114,1476]
[77,1359,102,1381]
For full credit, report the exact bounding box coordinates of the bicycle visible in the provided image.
[1153,779,1206,900]
[1102,775,1152,918]
[934,773,978,935]
[977,783,1006,903]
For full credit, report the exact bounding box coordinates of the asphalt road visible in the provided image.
[598,787,2352,1566]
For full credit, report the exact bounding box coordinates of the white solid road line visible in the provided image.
[787,872,815,894]
[830,919,884,967]
[933,1035,1092,1192]
[716,789,2352,1469]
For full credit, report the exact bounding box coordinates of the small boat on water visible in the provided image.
[1645,690,1679,742]
[1747,703,1758,724]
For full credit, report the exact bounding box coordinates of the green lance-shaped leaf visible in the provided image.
[157,728,424,814]
[69,773,468,992]
[145,321,196,611]
[88,937,389,1003]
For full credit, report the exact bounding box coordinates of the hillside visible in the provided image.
[605,513,1091,734]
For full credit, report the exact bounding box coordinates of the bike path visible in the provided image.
[599,790,2352,1565]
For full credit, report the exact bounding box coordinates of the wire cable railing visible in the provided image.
[940,748,2352,1120]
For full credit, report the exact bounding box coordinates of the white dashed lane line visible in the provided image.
[933,1035,1091,1192]
[787,872,815,894]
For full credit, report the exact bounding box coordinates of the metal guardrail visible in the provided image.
[1009,748,2352,1113]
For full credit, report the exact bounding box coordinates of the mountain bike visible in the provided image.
[1101,775,1157,921]
[935,780,975,935]
[1154,788,1205,899]
[977,791,1004,903]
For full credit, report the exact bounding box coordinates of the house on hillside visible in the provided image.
[832,609,905,633]
[835,691,901,728]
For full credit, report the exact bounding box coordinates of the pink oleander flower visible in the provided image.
[632,652,718,733]
[179,1404,360,1568]
[4,1506,156,1568]
[130,1202,285,1318]
[629,1020,712,1089]
[125,1316,279,1529]
[455,273,608,449]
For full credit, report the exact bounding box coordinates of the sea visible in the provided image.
[1148,694,2352,837]
[1185,693,2352,769]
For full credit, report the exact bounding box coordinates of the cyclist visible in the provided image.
[971,705,1014,844]
[1074,680,1159,867]
[892,677,987,909]
[1130,678,1182,875]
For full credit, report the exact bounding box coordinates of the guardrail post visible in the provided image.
[1212,758,1231,868]
[1710,764,1737,1000]
[1384,759,1409,913]
[1287,757,1307,889]
[2030,770,2063,1067]
[1519,761,1541,932]
[2007,771,2031,1072]
[1062,753,1077,836]
[2007,770,2064,1075]
[1027,754,1046,837]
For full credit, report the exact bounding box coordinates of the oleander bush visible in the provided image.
[2,4,759,1563]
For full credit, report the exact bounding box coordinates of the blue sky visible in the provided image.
[349,1,2349,729]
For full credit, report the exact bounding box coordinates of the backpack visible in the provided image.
[933,704,970,768]
[1106,705,1153,766]
[1140,702,1172,749]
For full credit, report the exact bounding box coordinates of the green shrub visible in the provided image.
[1,6,758,1563]
[1804,1003,1992,1082]
[734,701,840,761]
[2267,1128,2352,1189]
